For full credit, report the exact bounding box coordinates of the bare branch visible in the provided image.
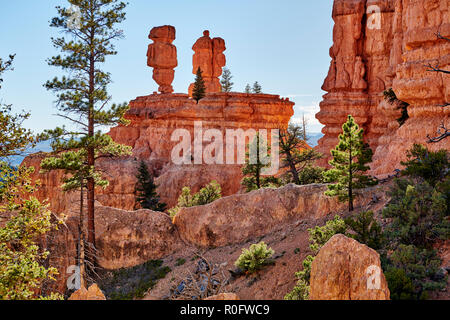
[436,32,450,42]
[427,122,450,143]
[425,63,450,74]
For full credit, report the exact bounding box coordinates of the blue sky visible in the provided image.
[0,0,333,133]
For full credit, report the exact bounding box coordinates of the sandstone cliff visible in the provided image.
[23,92,294,212]
[317,0,449,175]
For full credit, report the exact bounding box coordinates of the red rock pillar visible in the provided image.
[147,25,178,94]
[189,30,226,96]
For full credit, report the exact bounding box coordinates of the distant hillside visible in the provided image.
[307,132,324,147]
[7,140,53,167]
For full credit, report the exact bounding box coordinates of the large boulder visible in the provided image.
[173,184,381,248]
[310,234,390,300]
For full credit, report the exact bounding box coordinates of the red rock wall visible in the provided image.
[316,0,450,175]
[24,92,294,212]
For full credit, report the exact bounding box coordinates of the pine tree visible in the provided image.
[220,67,233,93]
[323,115,377,211]
[279,124,322,185]
[242,133,280,192]
[252,81,262,93]
[0,54,15,89]
[244,84,252,93]
[0,55,36,162]
[192,67,206,103]
[135,161,167,212]
[40,0,132,272]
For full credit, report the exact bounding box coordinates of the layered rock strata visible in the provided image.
[317,0,450,175]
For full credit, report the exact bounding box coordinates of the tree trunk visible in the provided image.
[79,184,85,289]
[87,29,96,255]
[348,146,354,212]
[286,151,300,185]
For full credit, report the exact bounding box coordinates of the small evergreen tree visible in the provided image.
[252,81,262,93]
[168,181,222,218]
[241,134,280,192]
[400,144,449,187]
[244,84,252,93]
[220,67,233,92]
[235,242,274,273]
[192,67,206,103]
[323,115,377,211]
[135,161,166,212]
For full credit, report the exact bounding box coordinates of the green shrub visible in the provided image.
[309,215,347,253]
[168,181,222,218]
[385,268,416,300]
[383,245,445,300]
[235,242,274,273]
[297,166,326,185]
[400,144,449,187]
[383,179,449,248]
[345,211,384,250]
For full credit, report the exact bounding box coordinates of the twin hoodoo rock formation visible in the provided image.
[147,26,226,96]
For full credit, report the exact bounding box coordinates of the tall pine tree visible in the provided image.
[220,67,233,92]
[192,67,206,103]
[244,84,252,93]
[41,0,132,271]
[135,161,167,212]
[323,115,377,211]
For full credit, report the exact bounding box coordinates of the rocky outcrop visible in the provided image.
[173,183,384,248]
[94,206,182,269]
[68,284,106,300]
[317,0,449,175]
[147,25,178,94]
[45,205,183,294]
[310,234,390,300]
[24,92,294,211]
[188,30,226,95]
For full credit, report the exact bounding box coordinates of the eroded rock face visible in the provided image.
[317,0,450,175]
[310,234,390,300]
[188,30,226,95]
[44,205,182,294]
[147,25,178,94]
[94,206,182,269]
[173,183,383,248]
[23,93,294,210]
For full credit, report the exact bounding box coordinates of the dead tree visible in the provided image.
[425,32,449,142]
